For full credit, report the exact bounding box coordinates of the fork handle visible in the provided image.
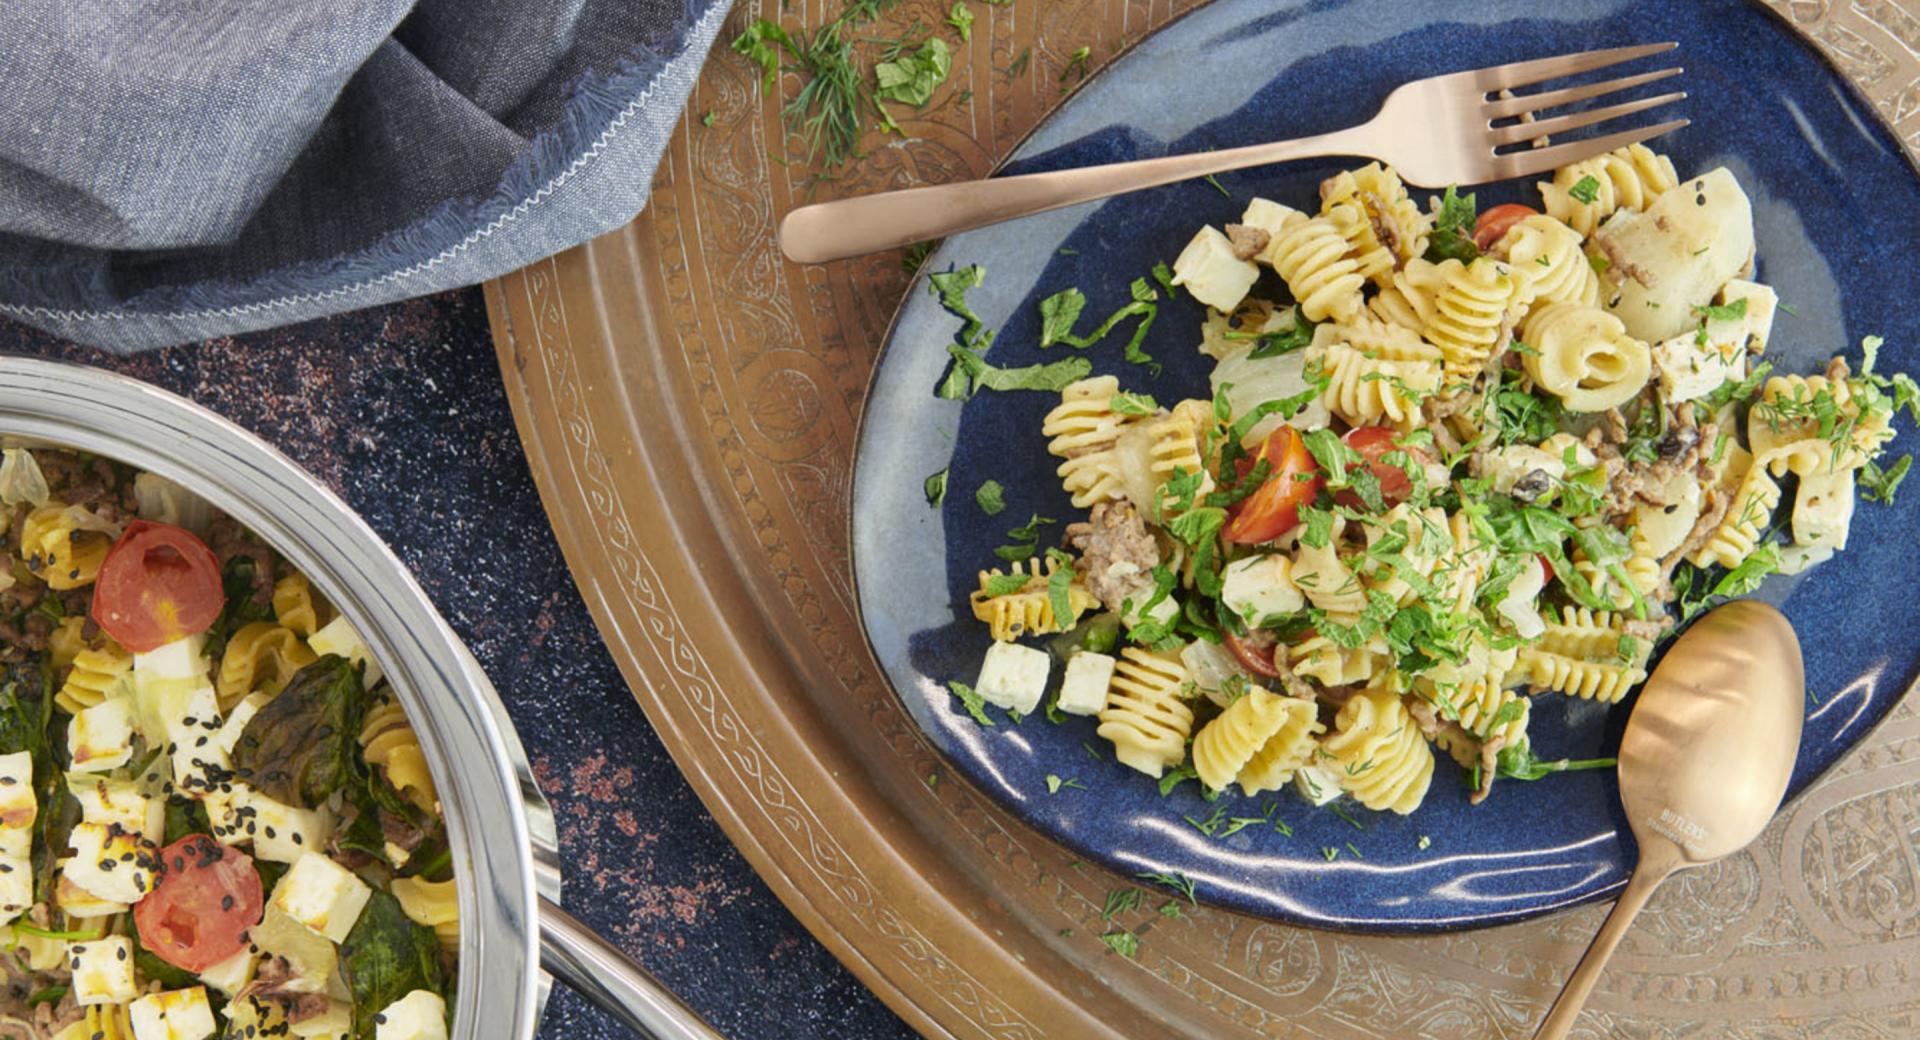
[777,126,1369,264]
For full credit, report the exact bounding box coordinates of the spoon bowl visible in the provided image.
[1535,599,1804,1039]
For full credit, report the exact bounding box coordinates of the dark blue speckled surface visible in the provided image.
[855,0,1920,931]
[0,294,915,1040]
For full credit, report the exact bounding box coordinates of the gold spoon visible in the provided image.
[1534,599,1804,1040]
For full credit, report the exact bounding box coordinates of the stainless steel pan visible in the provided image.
[0,357,723,1040]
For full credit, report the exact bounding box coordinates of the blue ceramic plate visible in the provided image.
[852,0,1920,931]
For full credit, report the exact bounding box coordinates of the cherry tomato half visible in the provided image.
[135,835,264,973]
[91,520,226,652]
[1222,629,1281,679]
[1333,426,1428,511]
[1224,427,1323,545]
[1473,203,1539,253]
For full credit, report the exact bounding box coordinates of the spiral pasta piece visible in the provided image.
[56,642,131,715]
[1320,162,1431,277]
[48,616,87,670]
[1689,462,1782,569]
[1537,143,1678,237]
[1368,257,1447,332]
[1425,677,1532,767]
[1192,686,1290,791]
[1497,214,1599,307]
[1518,301,1653,413]
[54,1004,134,1040]
[1312,318,1443,429]
[20,503,114,590]
[1234,697,1327,796]
[1425,258,1528,385]
[1748,373,1892,476]
[216,622,317,711]
[1321,195,1394,284]
[969,556,1097,641]
[1322,685,1434,815]
[1573,533,1662,609]
[272,572,323,637]
[1287,634,1387,687]
[362,699,440,813]
[1044,376,1134,508]
[392,875,460,954]
[1267,213,1366,323]
[1516,649,1645,703]
[1357,504,1452,606]
[1096,648,1193,778]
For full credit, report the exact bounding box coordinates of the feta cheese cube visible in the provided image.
[129,986,218,1040]
[248,905,338,994]
[1652,332,1738,403]
[1171,226,1260,312]
[1495,556,1549,640]
[0,855,28,919]
[272,852,374,944]
[1793,467,1856,551]
[164,684,232,801]
[308,615,383,688]
[1237,197,1301,242]
[215,692,272,756]
[374,990,449,1040]
[971,641,1050,715]
[68,697,137,773]
[1717,278,1777,357]
[1222,554,1305,625]
[288,999,352,1037]
[54,865,129,918]
[68,936,139,1006]
[67,776,162,839]
[205,788,249,847]
[241,787,331,864]
[63,823,157,905]
[197,947,259,998]
[1292,762,1344,807]
[0,750,36,833]
[133,635,207,681]
[1056,652,1116,716]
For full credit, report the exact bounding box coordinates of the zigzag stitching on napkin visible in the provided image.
[0,0,729,325]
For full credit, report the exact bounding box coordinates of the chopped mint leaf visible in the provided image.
[1110,391,1159,416]
[1692,298,1749,324]
[1862,453,1912,505]
[975,479,1007,516]
[1158,901,1182,920]
[1566,174,1601,205]
[875,38,953,107]
[1098,930,1139,958]
[947,343,1091,393]
[701,111,717,128]
[1045,547,1078,631]
[924,468,948,507]
[1246,315,1316,360]
[1152,261,1178,298]
[1417,835,1431,851]
[1424,186,1479,264]
[946,1,973,41]
[1039,288,1089,347]
[947,681,996,727]
[1046,774,1087,794]
[982,573,1030,597]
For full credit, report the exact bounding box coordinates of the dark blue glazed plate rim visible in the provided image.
[850,0,1920,932]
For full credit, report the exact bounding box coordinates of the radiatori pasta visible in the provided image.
[944,149,1910,827]
[0,448,460,1034]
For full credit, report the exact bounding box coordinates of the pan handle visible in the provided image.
[537,896,729,1040]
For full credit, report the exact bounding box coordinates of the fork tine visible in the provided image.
[1483,67,1683,119]
[1489,91,1686,146]
[1491,118,1691,180]
[1471,42,1677,93]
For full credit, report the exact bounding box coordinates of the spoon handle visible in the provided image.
[1533,861,1676,1040]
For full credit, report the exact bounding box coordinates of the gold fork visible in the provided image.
[778,42,1685,264]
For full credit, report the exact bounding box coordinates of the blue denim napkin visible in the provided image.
[0,0,732,351]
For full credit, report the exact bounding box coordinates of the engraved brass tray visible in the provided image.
[485,2,1920,1035]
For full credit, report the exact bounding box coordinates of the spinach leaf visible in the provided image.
[1,663,70,906]
[205,555,273,659]
[231,655,368,806]
[129,917,199,991]
[163,796,212,844]
[340,891,446,1039]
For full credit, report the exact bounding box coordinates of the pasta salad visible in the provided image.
[0,449,454,1040]
[942,147,1916,817]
